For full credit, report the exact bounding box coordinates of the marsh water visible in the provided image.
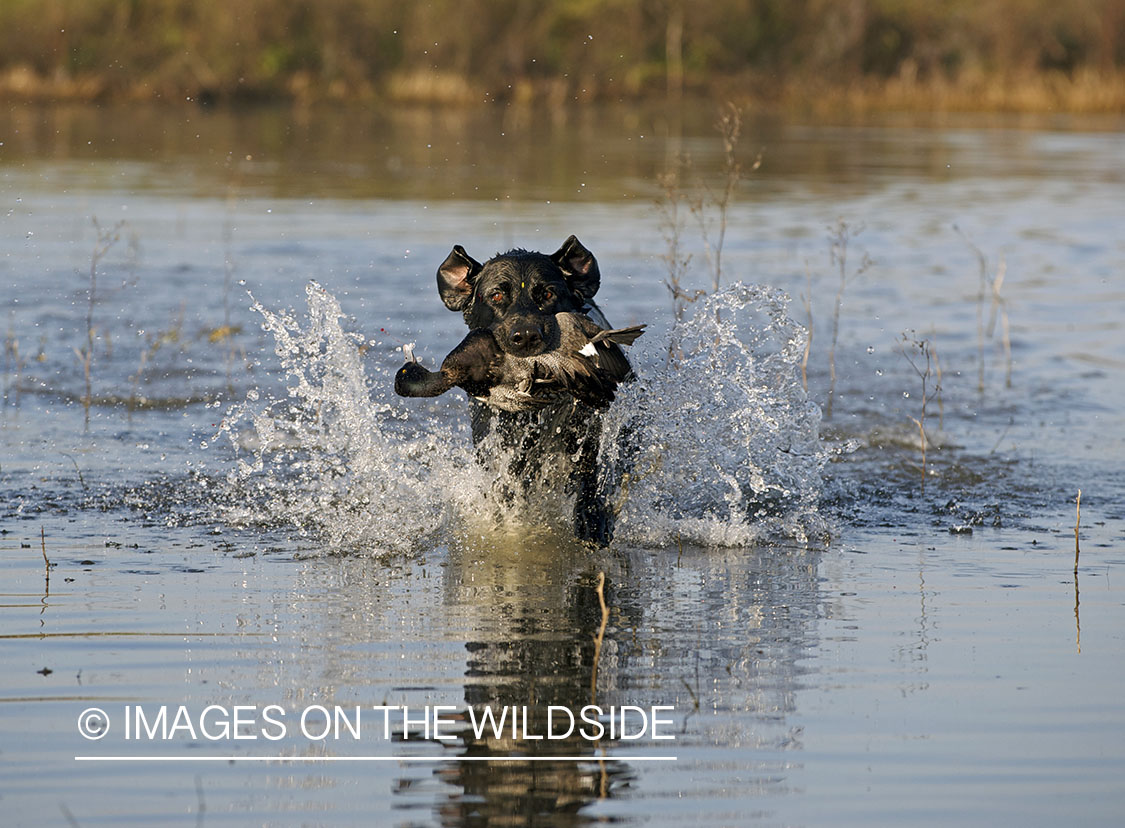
[2,103,1124,826]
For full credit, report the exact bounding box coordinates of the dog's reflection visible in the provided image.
[398,523,637,825]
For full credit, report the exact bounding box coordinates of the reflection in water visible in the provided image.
[1074,490,1082,654]
[3,103,1124,825]
[405,526,819,824]
[1074,571,1081,655]
[8,102,1117,205]
[254,528,823,823]
[429,527,637,824]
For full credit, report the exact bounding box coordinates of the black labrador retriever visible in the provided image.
[395,235,639,545]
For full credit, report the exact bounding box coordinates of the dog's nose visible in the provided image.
[508,325,543,351]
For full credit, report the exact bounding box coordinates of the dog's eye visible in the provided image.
[540,288,554,303]
[489,290,506,304]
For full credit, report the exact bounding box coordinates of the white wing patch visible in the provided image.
[578,341,598,358]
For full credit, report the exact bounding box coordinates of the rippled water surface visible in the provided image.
[2,103,1124,826]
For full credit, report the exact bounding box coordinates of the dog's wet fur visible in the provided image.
[395,236,635,545]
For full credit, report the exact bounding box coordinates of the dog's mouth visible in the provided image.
[496,319,557,357]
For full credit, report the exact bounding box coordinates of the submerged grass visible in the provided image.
[9,213,255,423]
[127,308,184,421]
[2,313,24,412]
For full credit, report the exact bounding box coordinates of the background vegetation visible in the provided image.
[1,0,1124,110]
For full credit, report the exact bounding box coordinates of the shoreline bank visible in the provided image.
[3,65,1125,115]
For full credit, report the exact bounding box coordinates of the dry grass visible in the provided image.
[658,103,756,363]
[809,69,1125,115]
[800,262,814,393]
[6,56,1125,113]
[688,103,752,294]
[957,227,1014,393]
[41,527,51,598]
[1074,489,1082,574]
[74,219,124,428]
[385,70,481,105]
[825,221,872,419]
[3,0,1125,111]
[900,333,942,494]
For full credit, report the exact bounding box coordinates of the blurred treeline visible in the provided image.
[2,0,1123,109]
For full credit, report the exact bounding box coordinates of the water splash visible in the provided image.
[600,284,826,547]
[219,281,825,552]
[219,281,474,551]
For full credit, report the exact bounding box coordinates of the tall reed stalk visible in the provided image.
[74,218,124,429]
[825,220,871,419]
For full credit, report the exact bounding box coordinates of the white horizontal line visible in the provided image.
[76,755,677,763]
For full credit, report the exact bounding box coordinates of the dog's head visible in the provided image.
[435,235,601,358]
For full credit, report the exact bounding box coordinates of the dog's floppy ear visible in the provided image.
[552,235,600,301]
[437,245,483,311]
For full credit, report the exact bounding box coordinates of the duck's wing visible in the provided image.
[562,316,638,385]
[518,315,639,407]
[539,355,620,409]
[589,323,646,347]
